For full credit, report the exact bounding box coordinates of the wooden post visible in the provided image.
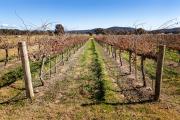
[69,48,71,57]
[68,48,71,57]
[76,44,79,51]
[154,45,166,101]
[55,55,57,73]
[134,39,138,81]
[4,48,9,66]
[62,52,64,65]
[114,47,117,60]
[103,43,105,51]
[40,55,45,86]
[18,41,34,98]
[134,54,138,81]
[106,44,108,52]
[66,49,69,61]
[141,56,146,87]
[119,49,123,66]
[49,55,52,78]
[73,45,76,54]
[18,47,20,60]
[111,45,113,57]
[108,45,111,55]
[38,42,41,51]
[129,51,132,74]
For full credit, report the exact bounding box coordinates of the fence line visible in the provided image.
[97,41,166,101]
[17,40,85,99]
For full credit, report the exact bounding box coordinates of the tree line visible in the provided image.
[0,24,64,35]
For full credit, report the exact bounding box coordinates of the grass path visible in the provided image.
[0,40,179,120]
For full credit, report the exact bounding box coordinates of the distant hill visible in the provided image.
[106,27,135,32]
[67,29,93,34]
[68,27,180,34]
[68,27,136,34]
[105,27,136,34]
[151,27,180,34]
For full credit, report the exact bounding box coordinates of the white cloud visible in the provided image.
[1,24,9,27]
[0,23,18,29]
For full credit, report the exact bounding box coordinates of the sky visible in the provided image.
[0,0,180,30]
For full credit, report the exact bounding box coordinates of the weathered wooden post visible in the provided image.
[73,45,76,54]
[4,48,9,66]
[55,55,57,73]
[48,55,52,78]
[68,48,70,57]
[76,44,79,51]
[154,45,166,101]
[40,55,46,86]
[108,45,110,55]
[66,49,69,61]
[129,51,132,74]
[18,41,34,98]
[106,44,108,52]
[18,47,20,60]
[141,56,146,87]
[119,49,123,66]
[62,52,64,65]
[114,47,117,60]
[111,45,113,57]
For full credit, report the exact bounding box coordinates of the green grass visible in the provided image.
[121,49,180,80]
[0,66,23,87]
[165,49,180,62]
[90,40,105,101]
[120,48,180,103]
[0,40,179,120]
[0,55,17,63]
[0,49,72,88]
[0,61,42,88]
[94,41,124,103]
[0,49,74,104]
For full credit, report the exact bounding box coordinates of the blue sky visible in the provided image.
[0,0,180,30]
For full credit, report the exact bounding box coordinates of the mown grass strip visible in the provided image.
[90,40,105,101]
[94,40,124,103]
[88,40,122,103]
